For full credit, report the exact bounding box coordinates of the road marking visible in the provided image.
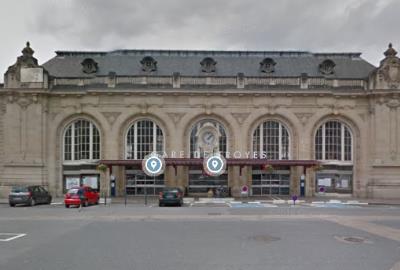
[0,233,26,242]
[50,202,63,205]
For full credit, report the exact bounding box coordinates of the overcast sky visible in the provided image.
[1,0,399,82]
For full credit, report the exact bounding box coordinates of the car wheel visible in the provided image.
[47,197,52,205]
[159,202,163,207]
[95,198,99,205]
[30,198,36,207]
[82,200,88,207]
[65,204,70,208]
[9,203,15,207]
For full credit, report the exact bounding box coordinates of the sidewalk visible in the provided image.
[1,195,400,206]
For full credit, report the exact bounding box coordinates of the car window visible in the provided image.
[11,186,28,193]
[32,186,40,193]
[163,188,179,193]
[39,187,47,193]
[67,189,79,194]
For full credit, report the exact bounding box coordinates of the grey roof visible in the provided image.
[42,49,376,79]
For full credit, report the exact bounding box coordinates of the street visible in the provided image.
[0,203,400,270]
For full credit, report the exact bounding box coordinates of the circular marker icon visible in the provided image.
[204,155,226,176]
[142,153,165,177]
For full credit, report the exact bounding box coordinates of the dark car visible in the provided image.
[159,187,184,207]
[64,186,99,208]
[9,186,52,207]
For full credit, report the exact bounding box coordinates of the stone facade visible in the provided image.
[1,43,400,199]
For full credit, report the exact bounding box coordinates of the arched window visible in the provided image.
[315,120,352,161]
[126,119,164,160]
[64,119,100,161]
[253,121,290,160]
[190,119,227,158]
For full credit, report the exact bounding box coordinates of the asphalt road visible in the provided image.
[0,203,400,270]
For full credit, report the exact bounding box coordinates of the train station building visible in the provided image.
[1,42,400,199]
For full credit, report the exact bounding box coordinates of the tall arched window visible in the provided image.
[126,119,164,160]
[252,120,290,160]
[64,119,100,161]
[189,119,227,158]
[315,120,352,161]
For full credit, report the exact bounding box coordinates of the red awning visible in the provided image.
[98,158,320,167]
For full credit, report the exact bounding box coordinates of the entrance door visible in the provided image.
[188,169,228,195]
[251,168,290,196]
[125,169,164,196]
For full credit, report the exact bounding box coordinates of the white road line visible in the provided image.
[0,233,26,242]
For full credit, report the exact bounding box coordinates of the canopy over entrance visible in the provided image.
[99,158,320,167]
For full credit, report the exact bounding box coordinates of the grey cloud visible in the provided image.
[2,0,400,80]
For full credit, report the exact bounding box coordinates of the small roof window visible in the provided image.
[260,58,276,73]
[81,58,98,74]
[140,56,157,72]
[319,59,335,75]
[200,57,217,73]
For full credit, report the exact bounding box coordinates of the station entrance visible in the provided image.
[99,159,320,198]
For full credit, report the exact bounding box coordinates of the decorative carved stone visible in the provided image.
[377,44,400,89]
[138,103,148,114]
[204,104,214,115]
[5,42,40,82]
[386,98,400,109]
[295,113,313,125]
[167,113,185,126]
[101,112,121,125]
[231,113,250,125]
[16,96,33,110]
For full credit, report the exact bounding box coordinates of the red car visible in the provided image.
[64,186,99,208]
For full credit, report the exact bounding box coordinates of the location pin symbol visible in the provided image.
[212,160,218,169]
[150,160,157,169]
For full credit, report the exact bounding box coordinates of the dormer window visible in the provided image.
[260,58,276,73]
[140,56,157,72]
[81,58,98,74]
[200,57,217,73]
[319,59,335,75]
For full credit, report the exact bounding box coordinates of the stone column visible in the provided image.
[229,166,240,197]
[305,166,315,197]
[99,166,110,197]
[290,166,302,196]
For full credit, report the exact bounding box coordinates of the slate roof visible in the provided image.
[42,49,376,79]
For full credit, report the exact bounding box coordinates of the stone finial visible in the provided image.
[21,41,34,57]
[384,43,397,57]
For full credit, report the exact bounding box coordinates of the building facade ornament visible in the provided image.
[295,113,313,125]
[81,58,98,74]
[231,113,250,125]
[260,58,276,73]
[101,112,122,125]
[376,44,400,89]
[200,57,217,73]
[319,59,335,75]
[140,56,157,72]
[167,112,185,126]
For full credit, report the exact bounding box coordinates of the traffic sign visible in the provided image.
[204,155,226,176]
[142,153,165,177]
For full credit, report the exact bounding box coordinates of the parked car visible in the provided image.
[159,187,183,207]
[64,186,99,208]
[9,185,52,207]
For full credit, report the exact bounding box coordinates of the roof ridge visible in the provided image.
[55,49,362,58]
